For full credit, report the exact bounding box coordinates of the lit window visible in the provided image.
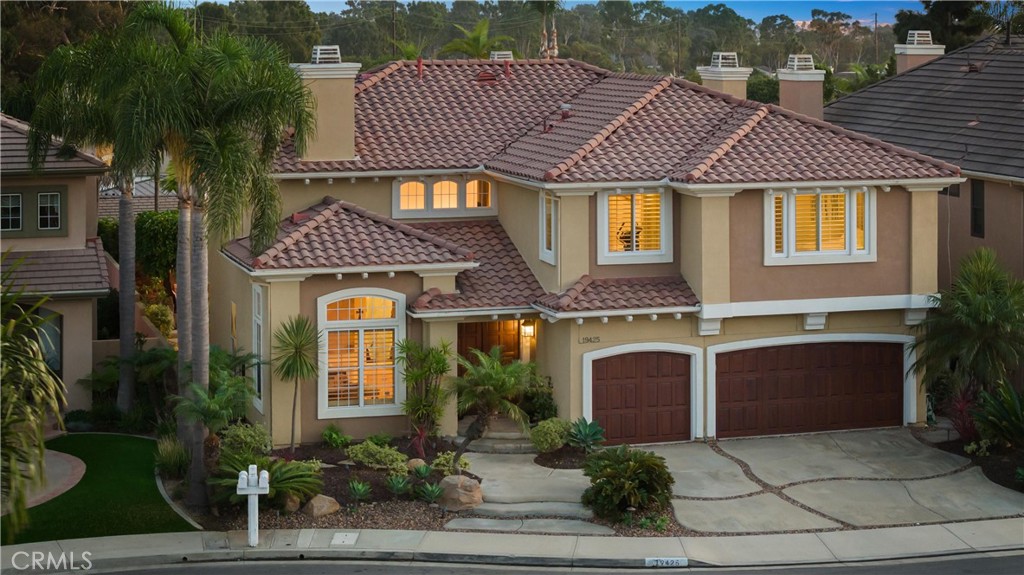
[539,191,558,264]
[767,188,874,265]
[466,180,491,208]
[399,181,425,210]
[318,289,405,418]
[433,180,458,209]
[1,194,22,231]
[38,192,60,230]
[599,190,671,264]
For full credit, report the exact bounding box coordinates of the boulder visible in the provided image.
[439,475,482,511]
[282,493,301,514]
[301,494,340,517]
[407,458,427,471]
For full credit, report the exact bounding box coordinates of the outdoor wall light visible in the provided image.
[521,320,536,338]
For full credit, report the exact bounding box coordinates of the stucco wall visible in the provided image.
[497,181,558,291]
[729,188,913,301]
[937,177,1024,287]
[587,193,682,279]
[43,298,95,412]
[1,174,99,250]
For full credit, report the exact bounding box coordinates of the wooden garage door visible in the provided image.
[593,352,691,445]
[716,342,903,438]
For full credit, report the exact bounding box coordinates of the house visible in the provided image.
[0,113,111,412]
[98,177,177,220]
[823,32,1024,287]
[209,50,962,447]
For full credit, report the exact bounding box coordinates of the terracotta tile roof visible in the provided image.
[1,113,107,175]
[222,197,474,271]
[1,238,111,296]
[409,219,546,312]
[535,275,699,313]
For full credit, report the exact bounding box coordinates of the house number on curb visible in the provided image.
[644,557,688,568]
[578,336,601,344]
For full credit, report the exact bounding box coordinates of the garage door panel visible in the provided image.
[717,342,903,438]
[594,352,691,445]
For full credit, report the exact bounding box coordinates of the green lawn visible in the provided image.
[13,433,196,543]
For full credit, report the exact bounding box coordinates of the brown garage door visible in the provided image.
[716,342,903,438]
[593,352,691,445]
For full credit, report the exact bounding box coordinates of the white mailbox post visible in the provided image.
[236,464,270,547]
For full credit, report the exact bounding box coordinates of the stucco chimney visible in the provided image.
[895,31,944,74]
[292,46,362,162]
[777,54,826,119]
[697,52,752,100]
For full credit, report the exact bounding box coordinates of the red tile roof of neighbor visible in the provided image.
[0,113,107,175]
[274,59,959,184]
[535,275,700,313]
[223,197,474,271]
[1,238,111,296]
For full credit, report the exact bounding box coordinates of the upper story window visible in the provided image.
[317,288,406,419]
[539,191,558,265]
[38,192,61,230]
[392,176,497,219]
[598,189,672,265]
[1,194,22,231]
[765,187,876,266]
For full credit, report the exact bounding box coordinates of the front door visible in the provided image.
[457,320,521,374]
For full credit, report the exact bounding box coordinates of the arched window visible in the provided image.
[432,180,459,209]
[399,181,425,211]
[466,180,491,208]
[317,289,405,418]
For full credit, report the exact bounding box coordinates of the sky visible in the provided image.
[300,1,927,26]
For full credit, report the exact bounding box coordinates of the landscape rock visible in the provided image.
[439,475,483,511]
[407,458,427,471]
[282,493,301,514]
[301,494,340,517]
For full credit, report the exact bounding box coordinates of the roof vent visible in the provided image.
[906,31,933,46]
[710,52,739,69]
[490,51,514,61]
[311,45,342,64]
[785,54,816,71]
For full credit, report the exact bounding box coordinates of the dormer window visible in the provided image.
[392,175,498,218]
[597,188,672,265]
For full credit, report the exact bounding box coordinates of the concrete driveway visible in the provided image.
[650,428,1024,534]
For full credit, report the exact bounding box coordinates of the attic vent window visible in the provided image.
[710,52,739,69]
[906,31,934,46]
[311,45,342,64]
[785,54,816,71]
[476,71,498,85]
[490,51,514,61]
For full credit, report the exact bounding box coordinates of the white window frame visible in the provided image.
[317,287,406,419]
[539,190,558,265]
[37,192,61,230]
[391,175,498,219]
[764,188,877,266]
[1,193,22,231]
[597,188,673,265]
[251,284,266,413]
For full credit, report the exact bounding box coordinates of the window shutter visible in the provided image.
[773,194,785,254]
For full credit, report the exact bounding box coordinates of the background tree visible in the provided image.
[440,19,514,58]
[746,71,779,104]
[894,1,989,51]
[272,315,320,454]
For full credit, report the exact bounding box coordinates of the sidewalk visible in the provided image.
[3,518,1021,572]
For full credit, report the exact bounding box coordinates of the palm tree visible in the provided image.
[527,1,560,58]
[448,347,534,471]
[272,316,320,454]
[913,248,1024,396]
[1,256,66,541]
[440,20,515,59]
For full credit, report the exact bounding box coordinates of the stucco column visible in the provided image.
[682,194,732,304]
[559,195,590,290]
[423,320,460,437]
[909,190,939,294]
[266,279,302,446]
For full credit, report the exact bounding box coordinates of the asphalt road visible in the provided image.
[95,552,1024,575]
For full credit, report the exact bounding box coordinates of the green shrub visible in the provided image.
[366,432,392,447]
[411,464,433,482]
[974,381,1024,447]
[89,403,122,428]
[386,475,411,496]
[347,440,408,476]
[581,445,675,522]
[431,451,471,475]
[97,218,119,262]
[221,422,273,460]
[520,384,558,423]
[418,482,443,503]
[568,417,605,453]
[119,405,153,433]
[349,479,372,502]
[531,418,571,453]
[144,304,174,338]
[210,451,322,509]
[155,435,191,479]
[322,424,352,449]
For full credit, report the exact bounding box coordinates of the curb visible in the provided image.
[153,470,204,531]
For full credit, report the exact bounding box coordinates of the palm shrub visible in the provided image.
[173,371,254,469]
[974,381,1024,447]
[581,445,675,522]
[531,418,572,453]
[397,340,452,459]
[568,417,606,453]
[209,451,322,509]
[156,435,191,479]
[439,20,515,58]
[272,315,320,454]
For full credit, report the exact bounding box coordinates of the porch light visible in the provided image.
[521,320,536,338]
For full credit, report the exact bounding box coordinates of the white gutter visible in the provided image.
[407,306,537,319]
[532,304,701,322]
[673,176,965,195]
[961,170,1024,186]
[220,250,477,278]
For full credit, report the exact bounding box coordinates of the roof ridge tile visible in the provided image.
[680,105,770,182]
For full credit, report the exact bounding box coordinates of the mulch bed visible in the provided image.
[930,438,1023,493]
[533,445,588,469]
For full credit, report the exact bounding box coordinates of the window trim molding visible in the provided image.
[316,287,407,419]
[391,175,498,219]
[763,188,878,266]
[0,186,68,238]
[539,190,558,265]
[251,284,266,414]
[597,188,673,265]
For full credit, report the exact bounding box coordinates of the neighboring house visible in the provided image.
[98,177,177,220]
[0,113,110,412]
[824,33,1024,287]
[209,50,961,447]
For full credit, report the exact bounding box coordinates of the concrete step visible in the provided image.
[474,501,593,519]
[445,517,613,535]
[458,437,536,454]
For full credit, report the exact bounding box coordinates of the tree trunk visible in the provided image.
[290,379,299,453]
[452,413,489,475]
[175,199,192,445]
[185,204,209,509]
[115,178,136,413]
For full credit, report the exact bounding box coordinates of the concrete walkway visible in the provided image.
[24,450,86,509]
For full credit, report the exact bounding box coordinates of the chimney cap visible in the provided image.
[906,30,933,46]
[311,45,342,64]
[489,51,514,61]
[785,54,816,71]
[710,52,740,69]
